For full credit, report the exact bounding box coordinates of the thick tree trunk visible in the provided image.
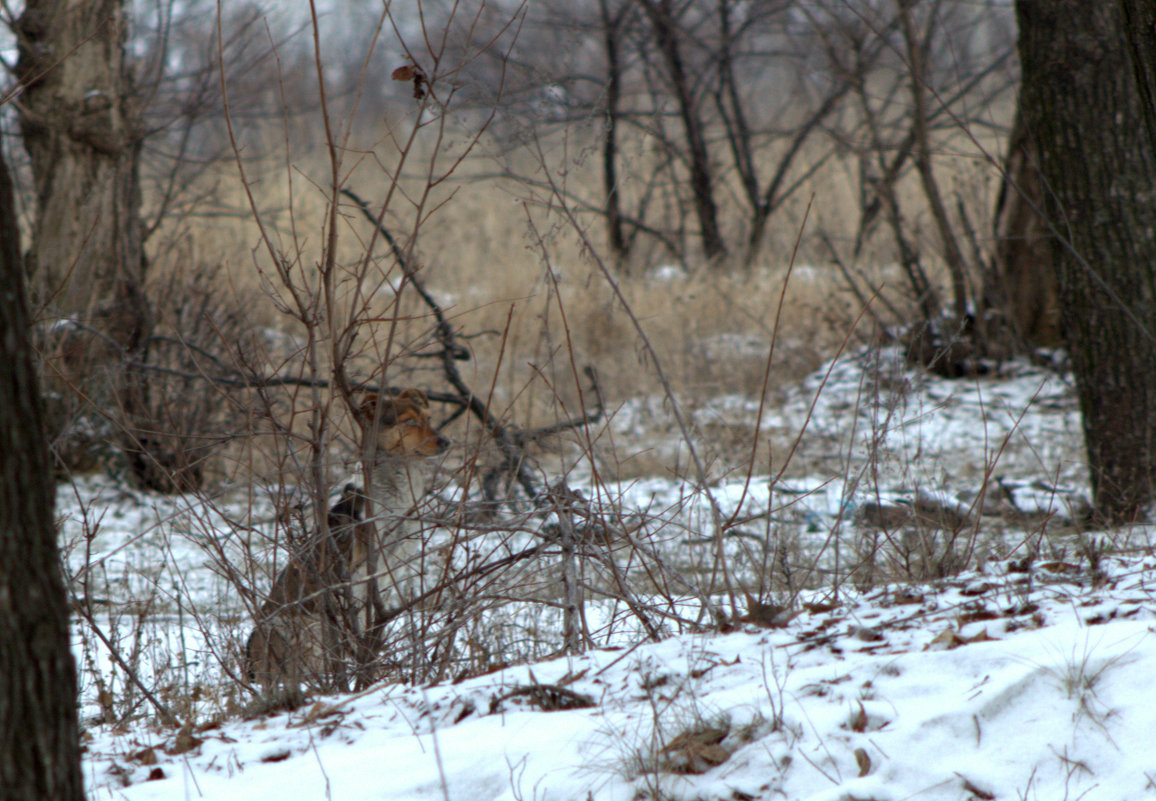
[0,135,85,801]
[15,0,147,353]
[1017,0,1156,523]
[15,0,164,488]
[1121,1,1156,145]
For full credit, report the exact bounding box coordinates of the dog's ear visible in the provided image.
[359,393,399,426]
[395,388,429,409]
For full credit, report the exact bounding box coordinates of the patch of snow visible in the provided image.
[83,555,1156,800]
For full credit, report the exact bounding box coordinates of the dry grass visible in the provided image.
[138,105,1011,487]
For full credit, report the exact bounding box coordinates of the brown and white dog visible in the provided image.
[245,389,450,690]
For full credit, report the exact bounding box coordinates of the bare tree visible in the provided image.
[638,0,727,262]
[488,0,853,269]
[810,0,1019,373]
[11,0,159,493]
[8,0,291,491]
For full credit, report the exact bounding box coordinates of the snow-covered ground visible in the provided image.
[67,348,1156,800]
[82,555,1156,800]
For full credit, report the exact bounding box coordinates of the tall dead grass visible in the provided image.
[146,130,863,403]
[143,111,1012,491]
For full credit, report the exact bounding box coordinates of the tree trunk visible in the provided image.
[0,133,85,801]
[641,0,727,262]
[15,0,160,487]
[15,0,148,354]
[1121,1,1156,146]
[600,0,628,267]
[1017,0,1156,522]
[898,0,970,327]
[989,103,1061,348]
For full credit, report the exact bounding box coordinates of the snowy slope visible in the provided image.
[83,555,1156,801]
[70,350,1156,800]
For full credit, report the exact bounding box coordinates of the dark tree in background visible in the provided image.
[637,0,727,262]
[0,136,85,799]
[1016,0,1156,523]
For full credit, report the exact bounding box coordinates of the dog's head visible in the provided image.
[359,389,450,459]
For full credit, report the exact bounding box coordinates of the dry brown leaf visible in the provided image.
[289,700,346,728]
[926,629,965,650]
[853,625,885,642]
[129,747,157,765]
[659,723,733,774]
[698,744,731,766]
[390,64,427,99]
[741,593,795,628]
[166,726,202,756]
[854,747,872,777]
[925,627,1000,651]
[662,725,728,753]
[849,701,868,733]
[260,747,291,764]
[958,608,1000,626]
[892,588,925,605]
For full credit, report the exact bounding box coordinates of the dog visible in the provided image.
[245,389,450,690]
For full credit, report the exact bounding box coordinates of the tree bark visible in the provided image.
[15,0,148,353]
[0,133,85,801]
[15,0,161,488]
[1121,1,1156,146]
[1017,0,1156,522]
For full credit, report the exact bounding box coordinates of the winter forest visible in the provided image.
[4,2,1156,799]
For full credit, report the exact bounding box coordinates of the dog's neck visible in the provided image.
[364,452,431,513]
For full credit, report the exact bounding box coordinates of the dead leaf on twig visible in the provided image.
[391,64,427,99]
